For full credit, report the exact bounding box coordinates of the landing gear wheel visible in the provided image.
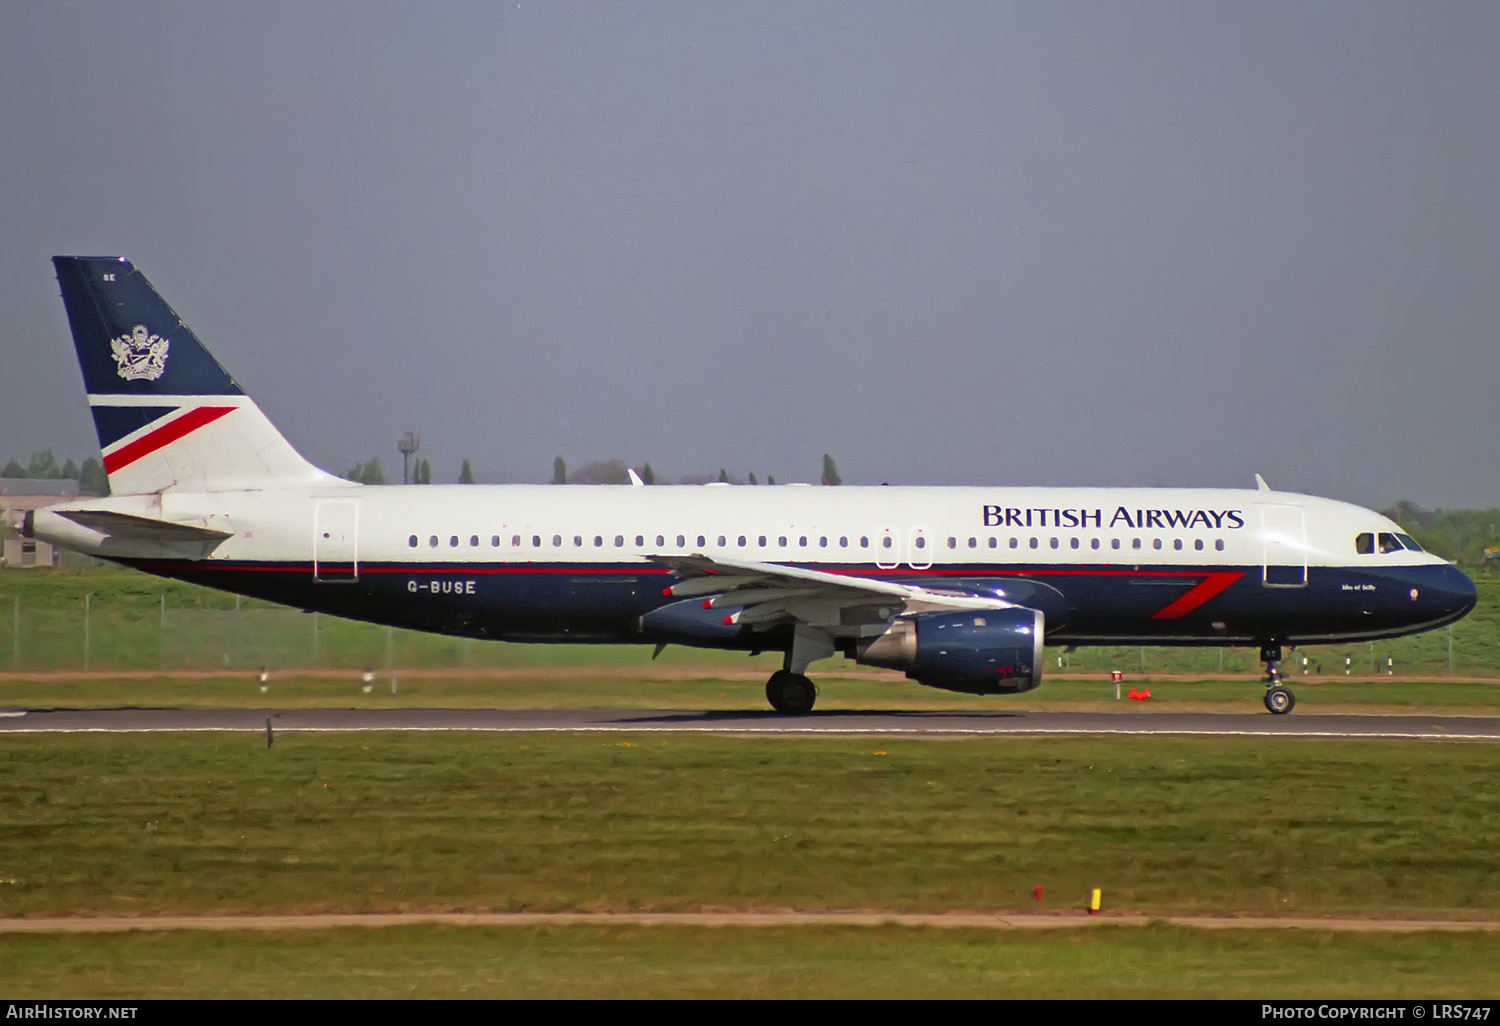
[1264,686,1295,715]
[766,670,817,715]
[1257,641,1296,715]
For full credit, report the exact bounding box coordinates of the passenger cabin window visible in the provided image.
[470,535,479,547]
[408,535,418,548]
[429,536,439,548]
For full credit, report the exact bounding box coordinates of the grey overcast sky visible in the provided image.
[1,2,1497,507]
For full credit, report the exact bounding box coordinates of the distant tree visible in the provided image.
[79,457,109,495]
[1,460,25,478]
[27,450,61,479]
[1384,501,1500,565]
[821,454,842,486]
[458,459,476,484]
[747,472,758,485]
[417,459,431,485]
[767,475,776,486]
[552,456,567,485]
[571,459,631,485]
[641,463,655,485]
[60,458,79,480]
[718,468,730,483]
[343,458,388,485]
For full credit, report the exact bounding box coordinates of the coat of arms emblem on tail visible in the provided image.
[110,325,169,381]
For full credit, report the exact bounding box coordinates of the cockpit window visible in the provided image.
[1355,533,1374,555]
[1377,532,1402,554]
[1395,533,1423,552]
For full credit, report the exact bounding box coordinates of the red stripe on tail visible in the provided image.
[102,406,237,474]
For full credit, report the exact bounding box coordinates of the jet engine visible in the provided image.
[855,607,1044,695]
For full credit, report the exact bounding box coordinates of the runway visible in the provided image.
[4,707,1500,740]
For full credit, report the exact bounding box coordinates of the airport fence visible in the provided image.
[0,587,1491,678]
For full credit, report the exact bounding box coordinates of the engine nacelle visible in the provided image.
[855,607,1044,695]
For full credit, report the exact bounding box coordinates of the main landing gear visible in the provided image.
[765,626,833,715]
[1260,642,1296,715]
[766,670,817,715]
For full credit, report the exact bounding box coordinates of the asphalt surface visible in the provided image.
[3,707,1500,740]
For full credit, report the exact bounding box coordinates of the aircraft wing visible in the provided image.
[649,553,1015,632]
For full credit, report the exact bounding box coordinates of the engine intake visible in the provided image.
[856,607,1044,695]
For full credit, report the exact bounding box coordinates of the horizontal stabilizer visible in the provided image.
[55,509,233,544]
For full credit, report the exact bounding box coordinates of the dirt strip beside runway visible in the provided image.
[4,912,1499,934]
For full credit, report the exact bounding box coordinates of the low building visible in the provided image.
[1,478,81,568]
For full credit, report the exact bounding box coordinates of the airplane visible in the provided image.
[25,256,1478,715]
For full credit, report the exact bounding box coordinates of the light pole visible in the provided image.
[398,432,420,485]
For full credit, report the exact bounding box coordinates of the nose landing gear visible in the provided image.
[1260,642,1296,715]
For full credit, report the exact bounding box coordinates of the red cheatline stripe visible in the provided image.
[102,406,237,474]
[1150,572,1245,620]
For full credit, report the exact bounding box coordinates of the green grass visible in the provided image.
[5,923,1500,998]
[4,734,1500,920]
[2,564,1497,676]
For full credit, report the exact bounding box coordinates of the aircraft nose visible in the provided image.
[1425,565,1478,624]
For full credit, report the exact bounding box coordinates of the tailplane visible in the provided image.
[52,256,345,494]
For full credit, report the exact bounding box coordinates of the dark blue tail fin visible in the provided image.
[52,256,341,494]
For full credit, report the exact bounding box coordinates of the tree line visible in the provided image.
[341,453,844,488]
[0,450,109,494]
